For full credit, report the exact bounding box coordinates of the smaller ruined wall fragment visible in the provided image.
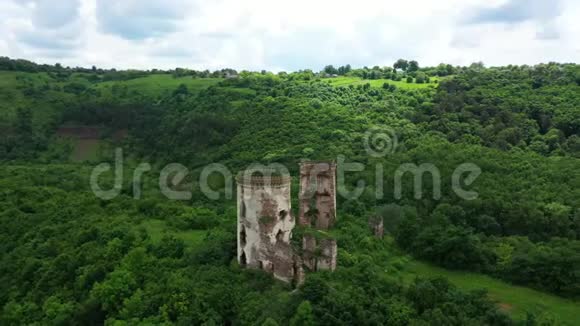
[317,238,337,270]
[298,161,337,229]
[298,161,338,271]
[301,234,337,272]
[368,216,384,238]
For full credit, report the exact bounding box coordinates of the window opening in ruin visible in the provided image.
[279,210,287,220]
[309,175,318,198]
[308,196,318,227]
[240,251,247,267]
[324,212,333,225]
[240,225,247,246]
[240,201,246,218]
[316,175,323,194]
[276,229,284,242]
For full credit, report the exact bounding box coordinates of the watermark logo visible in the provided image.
[363,126,398,157]
[90,148,123,200]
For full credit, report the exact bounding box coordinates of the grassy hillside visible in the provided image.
[0,71,75,123]
[94,74,223,98]
[140,219,207,247]
[401,259,580,324]
[339,231,580,325]
[322,76,441,89]
[0,71,222,124]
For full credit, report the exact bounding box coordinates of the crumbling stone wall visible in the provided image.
[302,235,337,271]
[317,238,337,270]
[298,161,337,230]
[298,161,338,271]
[237,174,296,282]
[368,216,384,238]
[301,234,317,271]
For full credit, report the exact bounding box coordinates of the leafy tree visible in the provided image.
[91,269,137,313]
[323,65,338,75]
[290,301,315,326]
[415,72,427,84]
[408,60,419,72]
[15,107,33,135]
[393,59,409,71]
[262,317,280,326]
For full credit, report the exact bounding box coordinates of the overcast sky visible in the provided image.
[0,0,579,71]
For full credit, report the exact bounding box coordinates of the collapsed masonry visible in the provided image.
[298,162,337,272]
[236,162,337,284]
[368,216,384,239]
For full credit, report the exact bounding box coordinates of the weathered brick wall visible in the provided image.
[298,161,337,229]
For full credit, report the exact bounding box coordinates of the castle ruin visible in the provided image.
[298,162,338,272]
[236,161,337,284]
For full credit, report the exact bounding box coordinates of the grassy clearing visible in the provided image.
[0,71,222,125]
[140,219,207,247]
[322,76,440,89]
[374,238,580,324]
[0,71,77,124]
[70,139,100,162]
[95,74,222,97]
[398,259,580,324]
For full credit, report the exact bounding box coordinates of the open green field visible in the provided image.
[139,219,207,247]
[400,259,580,324]
[95,74,223,97]
[322,76,441,89]
[0,71,223,123]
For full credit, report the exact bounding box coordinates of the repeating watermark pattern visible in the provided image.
[90,148,123,200]
[90,126,481,201]
[363,126,398,157]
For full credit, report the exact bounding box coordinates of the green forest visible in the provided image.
[0,56,579,325]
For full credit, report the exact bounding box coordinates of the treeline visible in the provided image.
[322,59,456,78]
[320,59,460,85]
[0,56,238,81]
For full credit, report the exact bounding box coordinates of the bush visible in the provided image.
[415,72,427,84]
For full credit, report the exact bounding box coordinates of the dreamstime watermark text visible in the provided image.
[90,126,481,201]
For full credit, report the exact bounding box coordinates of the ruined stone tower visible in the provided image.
[298,161,338,272]
[237,161,338,283]
[236,172,297,282]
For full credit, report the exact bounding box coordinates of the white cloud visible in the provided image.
[0,0,578,70]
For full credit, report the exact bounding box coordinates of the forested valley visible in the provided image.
[0,57,579,325]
